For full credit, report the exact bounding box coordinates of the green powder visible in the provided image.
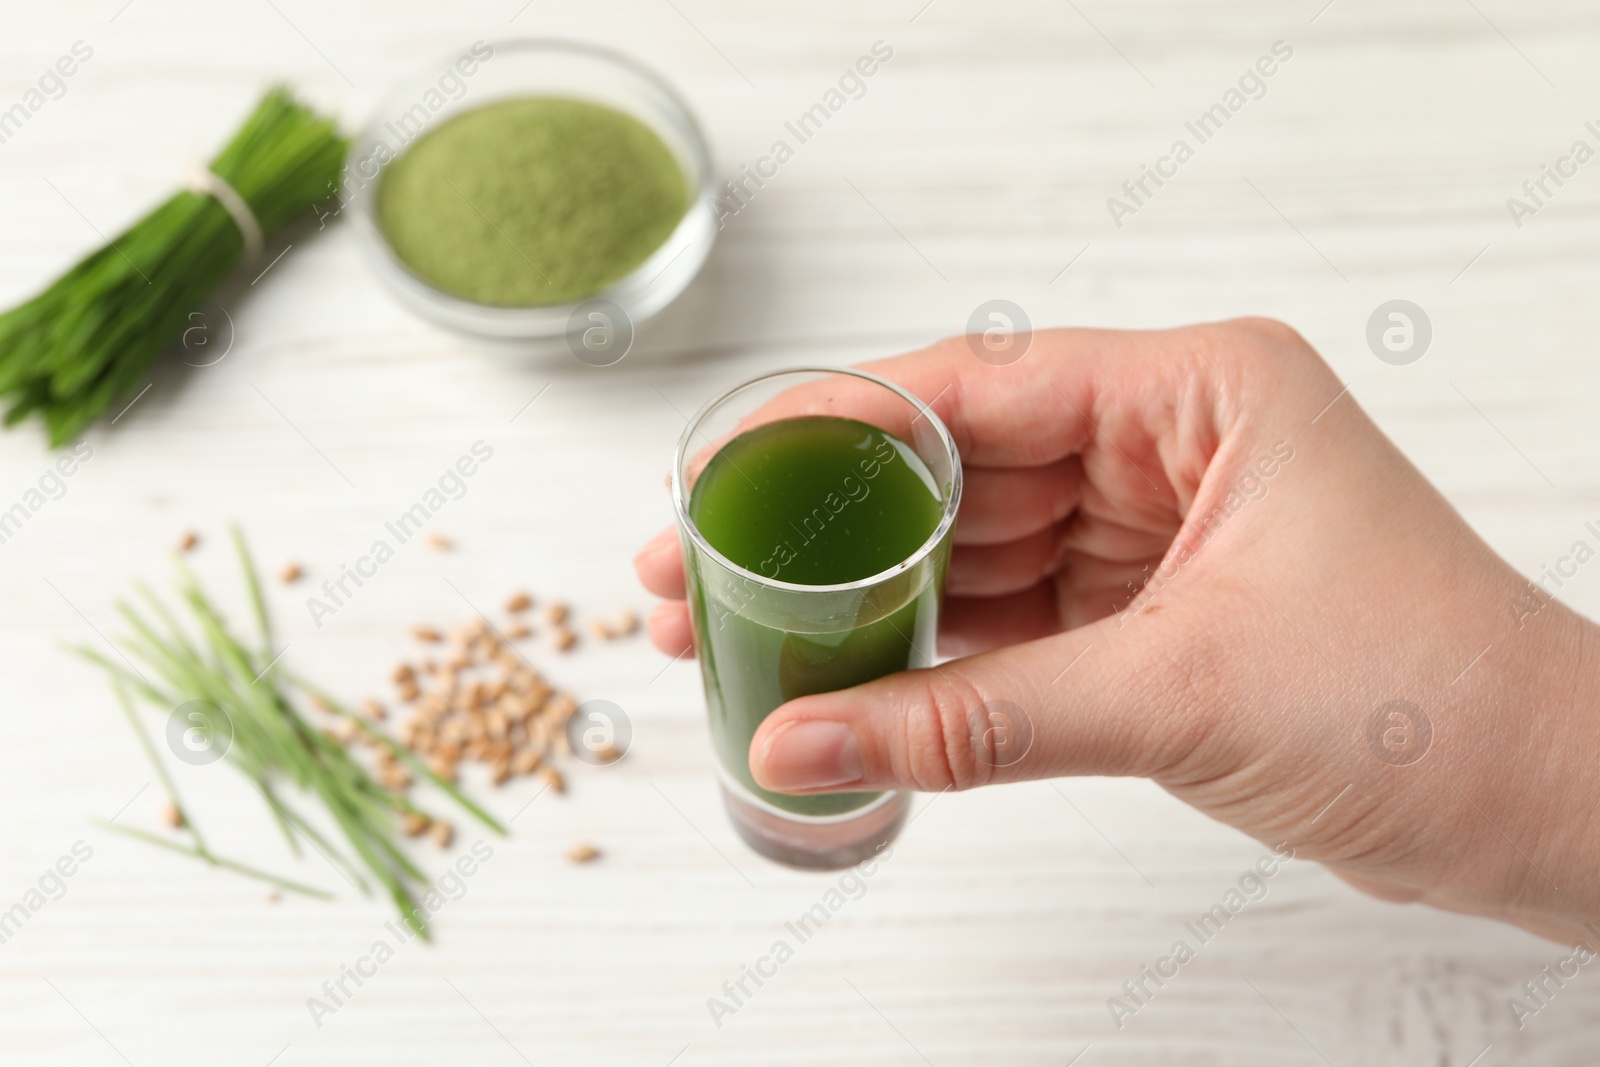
[377,96,689,307]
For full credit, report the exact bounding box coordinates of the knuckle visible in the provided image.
[1191,317,1339,417]
[1229,315,1305,350]
[894,672,995,792]
[1226,316,1335,385]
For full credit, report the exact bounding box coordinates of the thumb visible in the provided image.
[749,617,1213,795]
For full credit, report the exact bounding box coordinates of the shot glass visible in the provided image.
[670,368,962,870]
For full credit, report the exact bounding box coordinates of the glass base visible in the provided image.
[720,783,908,871]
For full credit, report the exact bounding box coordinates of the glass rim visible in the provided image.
[670,367,964,595]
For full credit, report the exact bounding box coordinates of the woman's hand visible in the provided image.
[634,319,1600,947]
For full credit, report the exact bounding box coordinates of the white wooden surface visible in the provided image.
[4,1,1600,1064]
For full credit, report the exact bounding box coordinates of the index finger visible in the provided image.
[634,525,685,599]
[681,325,1204,487]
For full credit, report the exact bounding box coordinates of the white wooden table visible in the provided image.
[3,1,1599,1063]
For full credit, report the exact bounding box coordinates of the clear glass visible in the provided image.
[671,369,963,869]
[346,38,715,343]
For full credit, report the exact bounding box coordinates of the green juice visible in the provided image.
[686,415,949,817]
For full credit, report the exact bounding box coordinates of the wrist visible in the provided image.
[1482,604,1600,944]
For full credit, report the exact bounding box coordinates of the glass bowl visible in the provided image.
[346,38,716,343]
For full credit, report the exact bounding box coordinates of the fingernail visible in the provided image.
[757,720,863,791]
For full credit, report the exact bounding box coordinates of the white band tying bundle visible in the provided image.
[184,162,264,261]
